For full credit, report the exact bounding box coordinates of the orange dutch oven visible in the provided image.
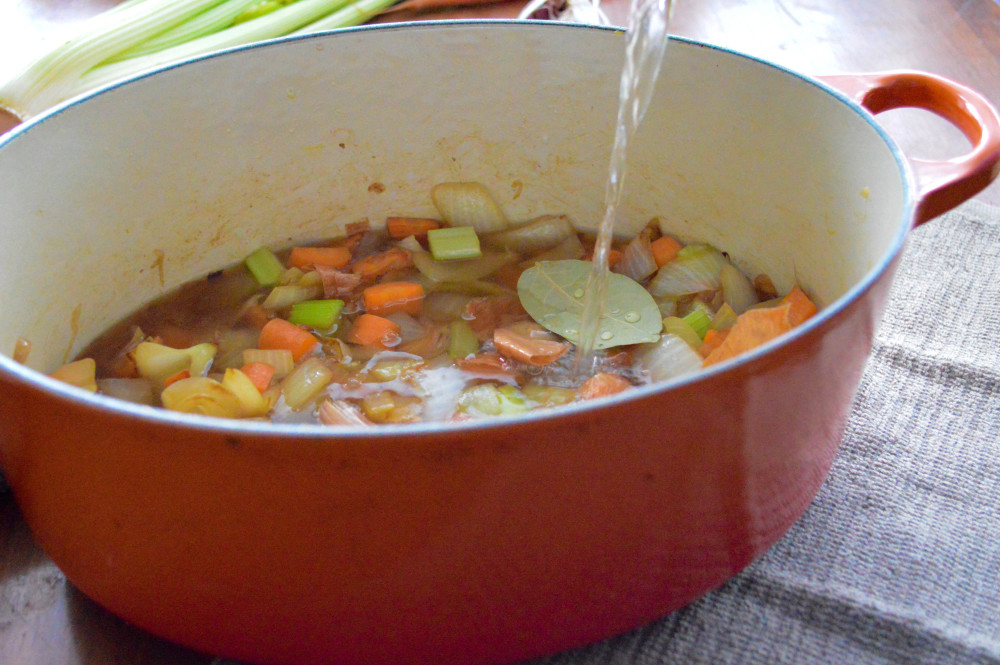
[0,22,997,665]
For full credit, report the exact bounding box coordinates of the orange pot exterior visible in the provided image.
[0,264,892,665]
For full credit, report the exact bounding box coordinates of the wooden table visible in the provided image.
[2,1,999,663]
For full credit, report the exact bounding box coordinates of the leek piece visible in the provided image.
[222,368,269,417]
[49,358,98,392]
[457,384,532,418]
[280,356,333,410]
[133,341,193,382]
[161,376,244,418]
[522,383,576,408]
[448,320,480,359]
[187,342,218,377]
[682,308,712,340]
[288,299,344,331]
[428,226,482,261]
[233,0,290,24]
[245,247,285,287]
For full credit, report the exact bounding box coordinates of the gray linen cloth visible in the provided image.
[522,198,1000,664]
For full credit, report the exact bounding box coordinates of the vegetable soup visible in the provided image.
[48,182,817,424]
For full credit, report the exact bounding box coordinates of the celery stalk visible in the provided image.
[289,299,345,331]
[428,226,483,261]
[245,247,285,286]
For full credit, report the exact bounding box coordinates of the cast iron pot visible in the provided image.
[0,20,997,665]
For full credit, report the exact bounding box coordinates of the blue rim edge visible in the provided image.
[0,19,917,441]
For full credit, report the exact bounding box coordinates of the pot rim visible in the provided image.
[0,20,916,439]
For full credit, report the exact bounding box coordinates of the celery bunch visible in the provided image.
[0,0,397,119]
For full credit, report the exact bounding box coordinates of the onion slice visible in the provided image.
[431,182,508,233]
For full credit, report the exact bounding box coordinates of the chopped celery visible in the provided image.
[448,320,480,359]
[428,226,482,261]
[245,247,285,286]
[661,316,702,350]
[288,299,344,331]
[682,308,712,340]
[262,284,323,310]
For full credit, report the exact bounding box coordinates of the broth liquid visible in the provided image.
[576,0,675,367]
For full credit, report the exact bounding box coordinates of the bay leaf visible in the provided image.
[516,260,662,349]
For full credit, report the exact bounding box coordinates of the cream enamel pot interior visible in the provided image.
[0,21,997,665]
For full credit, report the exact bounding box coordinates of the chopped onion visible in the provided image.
[483,215,573,254]
[318,399,373,426]
[635,333,703,383]
[423,292,474,322]
[648,244,729,298]
[411,248,514,283]
[242,348,295,379]
[518,233,585,269]
[719,264,759,314]
[431,182,508,233]
[615,234,658,283]
[385,312,426,344]
[97,378,155,405]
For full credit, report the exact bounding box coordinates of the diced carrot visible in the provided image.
[698,327,730,359]
[352,247,413,280]
[258,318,319,362]
[362,281,425,317]
[703,303,793,367]
[782,286,818,326]
[164,369,190,387]
[288,246,352,270]
[240,362,275,392]
[347,313,402,349]
[386,217,441,240]
[650,235,682,267]
[494,322,570,367]
[577,372,632,399]
[456,352,520,379]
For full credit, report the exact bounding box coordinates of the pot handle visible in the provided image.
[818,71,1000,226]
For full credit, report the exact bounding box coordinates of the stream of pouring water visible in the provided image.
[576,0,675,368]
